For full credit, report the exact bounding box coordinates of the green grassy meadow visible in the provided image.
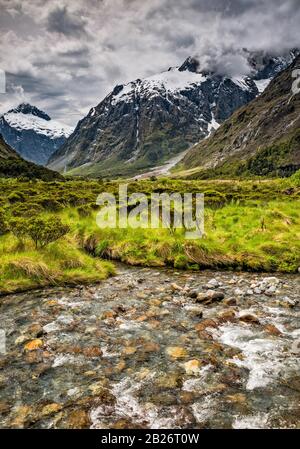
[0,172,300,295]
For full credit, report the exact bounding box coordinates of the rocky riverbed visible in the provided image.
[0,265,299,429]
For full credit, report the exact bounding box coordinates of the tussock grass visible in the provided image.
[6,257,57,281]
[0,235,115,295]
[72,197,300,273]
[0,174,300,295]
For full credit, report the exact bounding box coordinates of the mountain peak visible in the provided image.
[0,104,73,165]
[48,49,299,177]
[8,103,51,121]
[178,56,200,73]
[245,48,300,80]
[181,53,300,177]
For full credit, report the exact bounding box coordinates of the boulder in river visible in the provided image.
[204,278,223,289]
[183,359,202,375]
[166,346,187,359]
[239,313,260,325]
[195,319,218,332]
[196,290,225,304]
[24,339,43,351]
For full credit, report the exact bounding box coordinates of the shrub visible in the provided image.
[290,169,300,186]
[9,216,70,249]
[8,191,25,203]
[77,205,92,218]
[9,217,28,240]
[0,209,8,235]
[95,240,110,257]
[38,197,62,211]
[27,216,70,249]
[11,202,44,217]
[64,193,86,207]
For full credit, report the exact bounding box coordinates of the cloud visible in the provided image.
[46,5,88,37]
[0,0,299,126]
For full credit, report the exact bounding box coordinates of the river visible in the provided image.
[0,265,299,428]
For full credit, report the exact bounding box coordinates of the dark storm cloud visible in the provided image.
[0,0,300,126]
[47,5,88,37]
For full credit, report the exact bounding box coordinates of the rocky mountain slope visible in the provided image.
[0,133,19,159]
[0,133,62,180]
[0,104,73,165]
[180,54,300,179]
[48,50,298,178]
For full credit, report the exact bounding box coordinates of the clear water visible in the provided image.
[0,265,299,429]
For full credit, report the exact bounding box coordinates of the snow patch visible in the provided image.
[4,112,73,139]
[144,67,207,92]
[232,76,251,91]
[111,68,207,105]
[207,114,220,136]
[253,78,272,93]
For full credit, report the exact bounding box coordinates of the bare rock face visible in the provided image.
[48,50,298,177]
[182,52,300,178]
[0,133,19,159]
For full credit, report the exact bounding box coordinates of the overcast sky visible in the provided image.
[0,0,299,127]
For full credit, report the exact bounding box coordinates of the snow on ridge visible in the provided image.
[111,82,136,105]
[144,67,207,91]
[231,76,251,91]
[4,112,73,139]
[253,78,272,93]
[111,67,207,105]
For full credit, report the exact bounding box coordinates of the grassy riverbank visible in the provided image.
[0,174,299,295]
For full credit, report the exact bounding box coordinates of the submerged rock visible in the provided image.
[9,405,34,428]
[183,360,202,376]
[155,372,182,389]
[166,347,187,359]
[196,290,225,304]
[41,403,62,417]
[239,314,260,325]
[63,409,91,429]
[234,288,245,297]
[195,319,218,332]
[224,297,237,306]
[218,310,236,323]
[278,297,299,308]
[264,324,282,336]
[24,339,43,351]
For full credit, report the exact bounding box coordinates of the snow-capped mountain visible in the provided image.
[182,53,300,178]
[48,49,299,177]
[0,104,73,165]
